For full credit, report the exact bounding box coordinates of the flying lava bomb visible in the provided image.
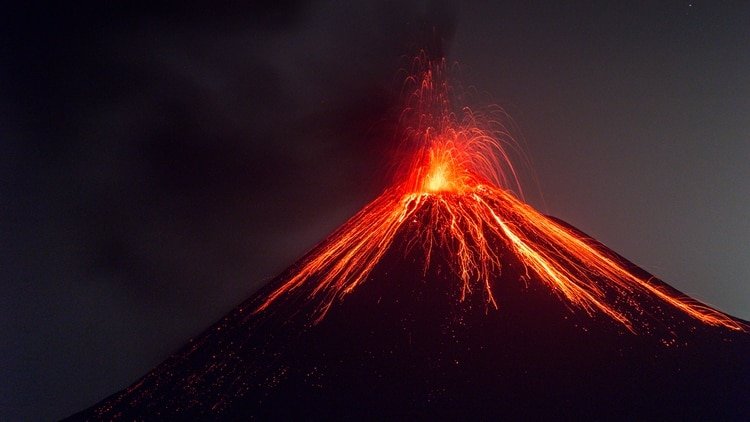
[68,57,749,420]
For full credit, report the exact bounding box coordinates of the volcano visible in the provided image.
[68,59,749,420]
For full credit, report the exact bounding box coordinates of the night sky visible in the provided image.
[3,2,749,420]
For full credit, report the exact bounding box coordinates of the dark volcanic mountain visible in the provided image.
[67,208,749,420]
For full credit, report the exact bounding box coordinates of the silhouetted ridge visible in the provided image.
[67,209,750,420]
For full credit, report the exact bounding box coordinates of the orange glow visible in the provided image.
[255,58,744,332]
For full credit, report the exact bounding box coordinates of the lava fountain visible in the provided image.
[255,57,743,333]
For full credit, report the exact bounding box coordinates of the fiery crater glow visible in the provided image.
[256,58,743,332]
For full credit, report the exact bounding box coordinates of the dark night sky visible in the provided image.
[2,1,749,420]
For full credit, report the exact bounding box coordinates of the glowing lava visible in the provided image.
[256,58,743,332]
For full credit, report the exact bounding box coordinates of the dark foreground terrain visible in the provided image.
[68,218,750,420]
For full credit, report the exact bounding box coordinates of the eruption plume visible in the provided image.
[256,57,742,332]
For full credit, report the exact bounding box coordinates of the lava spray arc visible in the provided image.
[256,57,743,333]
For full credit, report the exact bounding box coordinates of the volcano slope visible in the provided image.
[69,195,749,421]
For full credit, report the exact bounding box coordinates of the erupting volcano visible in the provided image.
[69,58,749,420]
[257,59,741,333]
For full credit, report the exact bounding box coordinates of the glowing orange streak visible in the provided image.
[427,194,501,305]
[472,192,633,328]
[501,192,744,330]
[256,192,420,323]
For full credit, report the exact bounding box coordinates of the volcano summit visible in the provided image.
[68,60,749,420]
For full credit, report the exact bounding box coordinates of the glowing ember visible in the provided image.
[256,57,743,332]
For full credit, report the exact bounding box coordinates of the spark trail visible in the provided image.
[256,58,743,332]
